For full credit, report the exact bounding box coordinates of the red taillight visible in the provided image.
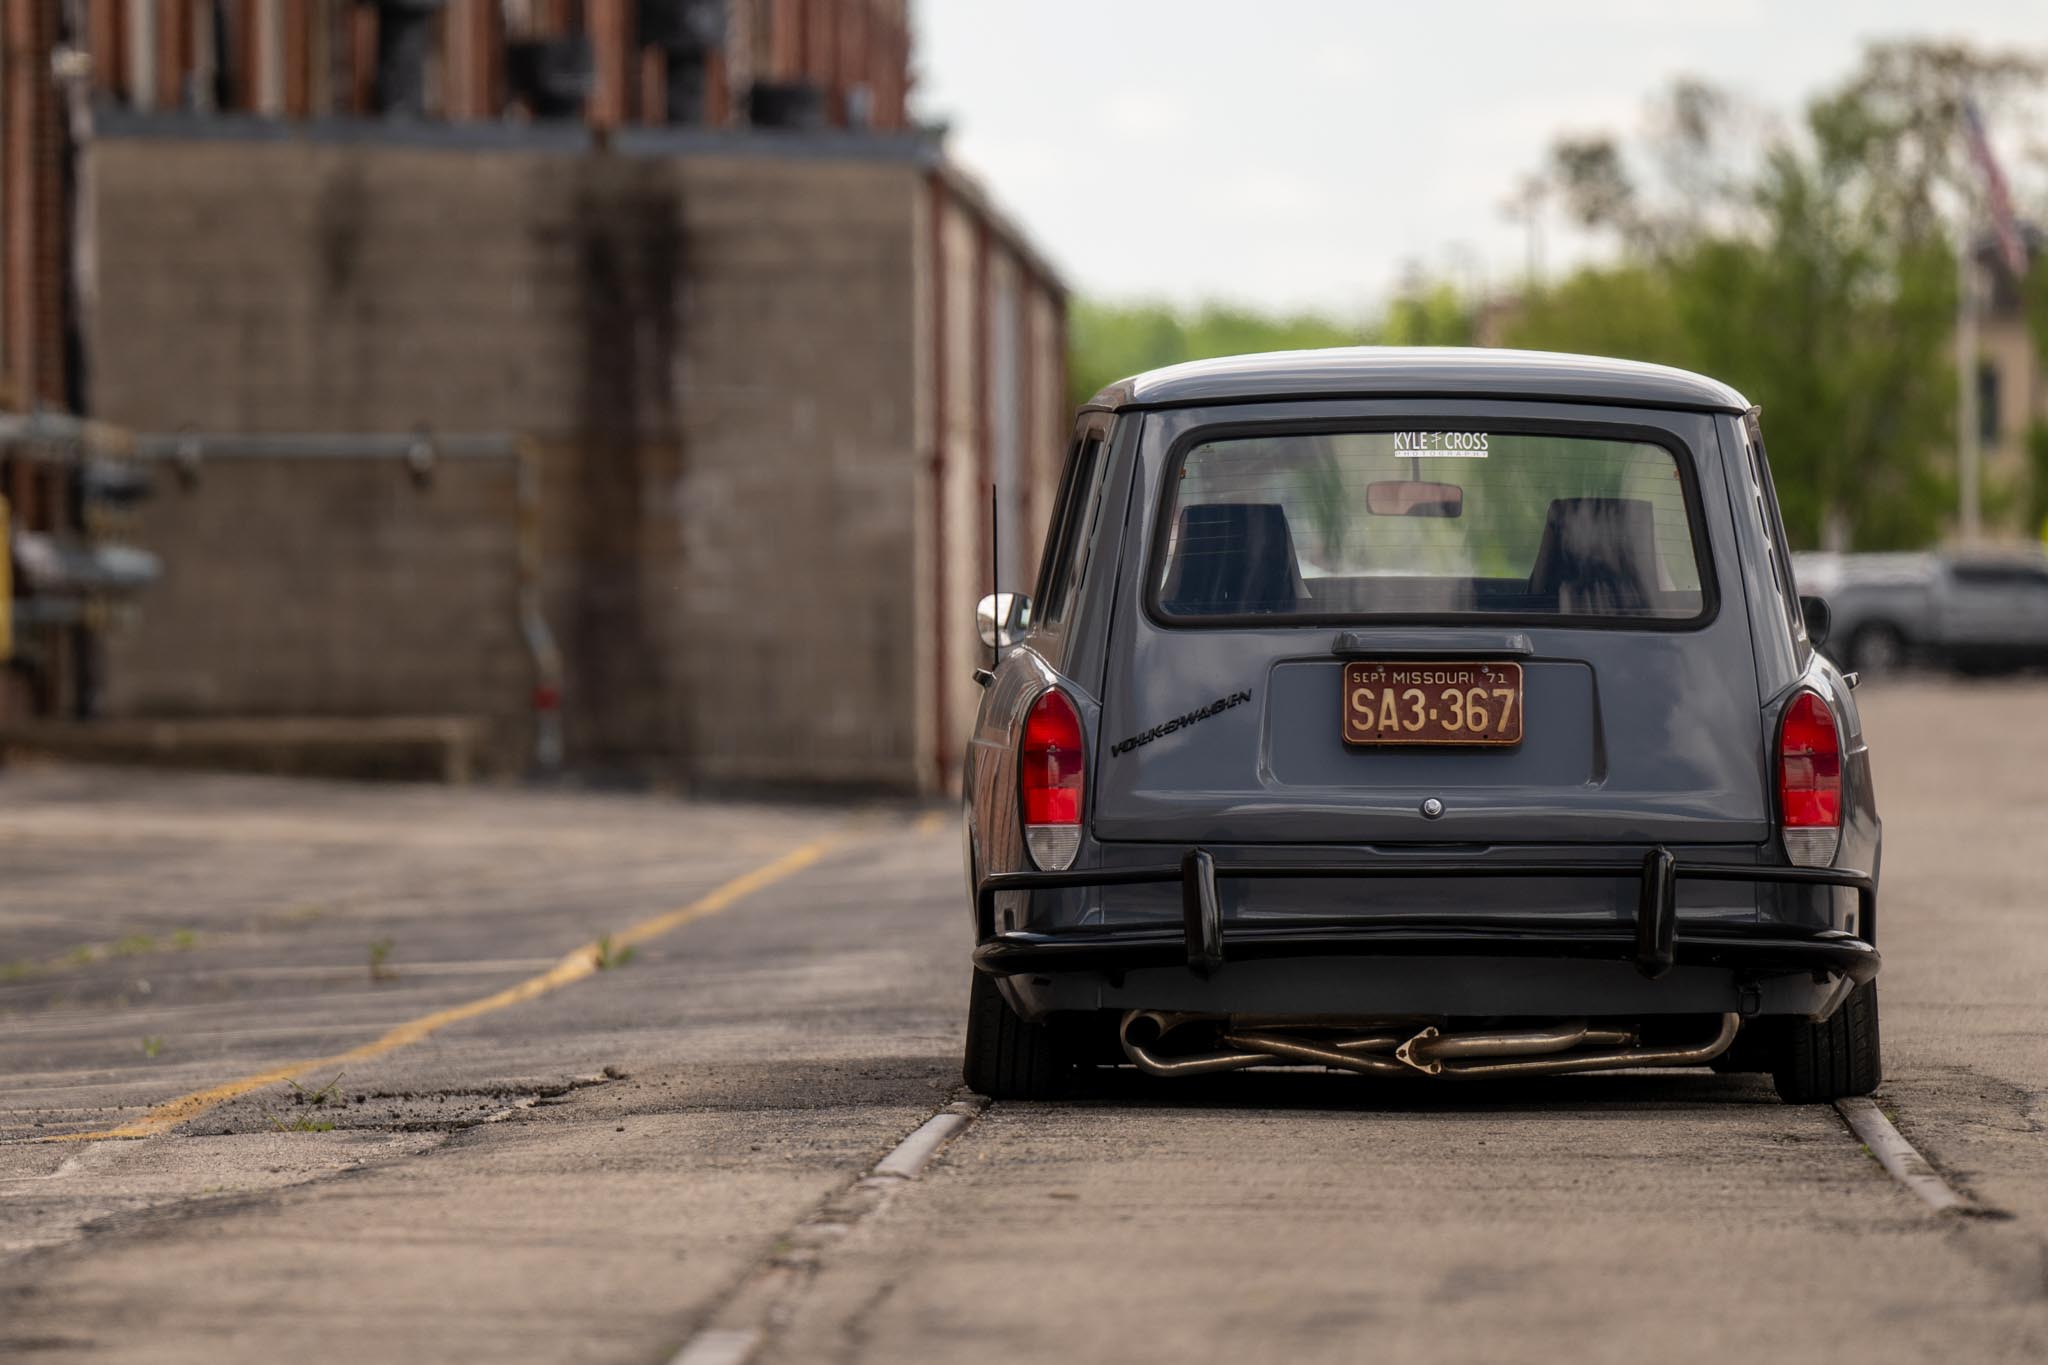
[1778,688,1841,867]
[1020,688,1084,869]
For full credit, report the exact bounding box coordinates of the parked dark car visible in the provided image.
[1795,548,2048,675]
[963,348,1880,1104]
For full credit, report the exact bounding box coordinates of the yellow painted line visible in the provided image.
[49,837,840,1142]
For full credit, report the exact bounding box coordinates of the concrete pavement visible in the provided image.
[2,679,2047,1362]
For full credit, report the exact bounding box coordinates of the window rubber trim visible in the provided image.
[1139,413,1723,634]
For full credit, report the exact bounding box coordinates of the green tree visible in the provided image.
[1068,285,1474,411]
[1379,282,1477,347]
[1068,300,1369,410]
[1505,42,2041,549]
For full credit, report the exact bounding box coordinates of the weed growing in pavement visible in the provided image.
[368,937,397,981]
[141,1036,164,1059]
[593,935,637,970]
[263,1073,345,1133]
[286,1074,344,1107]
[269,1115,337,1133]
[14,930,203,979]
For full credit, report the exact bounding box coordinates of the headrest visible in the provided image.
[1526,497,1660,613]
[1160,502,1306,616]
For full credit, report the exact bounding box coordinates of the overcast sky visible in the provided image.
[912,1,2047,313]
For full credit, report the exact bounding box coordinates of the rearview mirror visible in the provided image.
[1367,480,1463,518]
[1800,594,1831,648]
[976,592,1031,649]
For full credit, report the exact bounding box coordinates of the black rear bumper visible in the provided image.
[973,848,1877,984]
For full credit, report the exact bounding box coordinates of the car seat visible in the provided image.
[1160,503,1308,615]
[1526,497,1660,614]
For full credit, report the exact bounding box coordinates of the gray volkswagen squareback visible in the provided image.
[963,348,1879,1105]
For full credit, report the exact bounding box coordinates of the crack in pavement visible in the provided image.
[0,1070,626,1267]
[667,1095,988,1365]
[1835,1090,2048,1304]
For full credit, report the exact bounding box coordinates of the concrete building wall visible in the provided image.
[1023,287,1067,568]
[911,176,1071,790]
[672,151,924,784]
[89,129,926,784]
[98,454,531,764]
[84,124,1062,790]
[928,184,979,789]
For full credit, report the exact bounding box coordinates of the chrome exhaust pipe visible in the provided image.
[1217,1031,1411,1077]
[1118,1011,1739,1081]
[1118,1010,1270,1078]
[1395,1021,1637,1075]
[1428,1013,1738,1080]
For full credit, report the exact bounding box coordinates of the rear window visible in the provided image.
[1153,429,1707,624]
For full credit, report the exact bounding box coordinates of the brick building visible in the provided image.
[2,2,1066,792]
[78,0,913,131]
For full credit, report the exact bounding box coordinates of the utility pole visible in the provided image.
[1501,176,1547,288]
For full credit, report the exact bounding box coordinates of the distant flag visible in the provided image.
[1961,97,2028,280]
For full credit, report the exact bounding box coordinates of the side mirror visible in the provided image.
[976,592,1032,650]
[1800,594,1832,649]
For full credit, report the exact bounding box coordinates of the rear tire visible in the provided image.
[1770,981,1881,1103]
[1953,652,2011,678]
[1709,1021,1775,1074]
[963,971,1071,1100]
[1846,623,1907,676]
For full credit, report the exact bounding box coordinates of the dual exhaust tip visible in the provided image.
[1118,1010,1740,1080]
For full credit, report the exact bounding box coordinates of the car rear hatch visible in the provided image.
[1088,406,1770,912]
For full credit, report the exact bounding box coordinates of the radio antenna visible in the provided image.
[989,481,1001,665]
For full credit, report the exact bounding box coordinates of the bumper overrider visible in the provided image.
[973,850,1878,1076]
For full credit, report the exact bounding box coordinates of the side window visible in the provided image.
[1030,437,1087,620]
[1033,423,1112,628]
[1951,563,2035,590]
[1741,412,1806,648]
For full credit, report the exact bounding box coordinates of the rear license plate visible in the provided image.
[1342,661,1524,747]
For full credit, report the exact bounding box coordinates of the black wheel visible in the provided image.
[1953,652,2012,678]
[1770,981,1881,1103]
[1846,623,1907,676]
[963,971,1072,1099]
